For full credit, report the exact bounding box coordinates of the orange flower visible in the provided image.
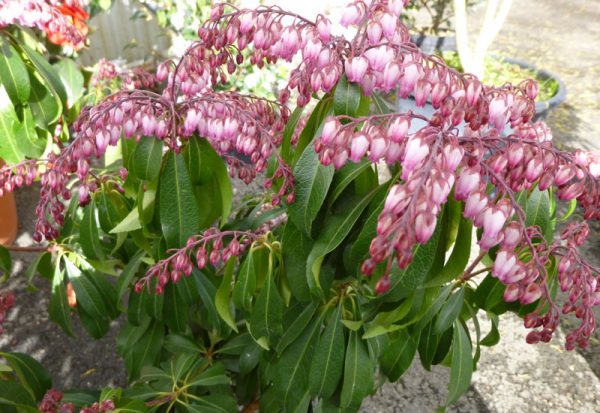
[46,3,89,49]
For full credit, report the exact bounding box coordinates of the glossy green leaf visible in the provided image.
[80,200,105,260]
[0,36,30,103]
[276,301,318,354]
[53,59,83,107]
[306,190,377,297]
[19,42,67,103]
[412,285,453,332]
[0,352,52,400]
[184,137,232,226]
[28,71,61,126]
[333,74,370,118]
[116,252,145,301]
[480,314,500,346]
[116,318,151,355]
[132,137,163,181]
[249,273,283,348]
[159,151,200,248]
[110,206,142,234]
[78,306,111,339]
[291,97,332,165]
[163,283,189,333]
[164,334,202,354]
[280,106,304,164]
[340,331,374,410]
[215,258,238,332]
[239,341,261,375]
[233,250,257,311]
[0,245,11,278]
[0,381,36,411]
[123,321,164,381]
[13,107,46,158]
[187,363,230,387]
[380,329,418,382]
[522,188,551,242]
[275,313,324,412]
[447,321,473,406]
[64,259,108,320]
[96,188,130,232]
[424,214,472,287]
[434,288,465,334]
[363,296,414,338]
[282,221,312,301]
[288,142,334,237]
[48,260,73,336]
[188,395,237,413]
[0,87,23,163]
[309,304,345,398]
[328,160,373,206]
[418,321,440,371]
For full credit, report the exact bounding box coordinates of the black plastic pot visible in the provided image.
[498,57,567,121]
[410,33,456,55]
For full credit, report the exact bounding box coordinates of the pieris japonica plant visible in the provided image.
[1,0,600,412]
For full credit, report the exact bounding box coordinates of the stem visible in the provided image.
[459,251,488,281]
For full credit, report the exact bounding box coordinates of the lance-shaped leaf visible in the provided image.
[340,330,374,410]
[0,36,30,103]
[309,304,345,398]
[288,142,334,237]
[276,301,318,354]
[0,87,23,163]
[28,71,61,127]
[446,320,473,406]
[123,321,164,381]
[53,59,83,107]
[80,200,105,260]
[249,272,283,348]
[13,108,45,158]
[306,190,377,297]
[49,260,73,336]
[0,352,52,400]
[132,137,164,181]
[159,151,200,248]
[19,42,66,103]
[282,221,312,302]
[333,74,370,118]
[215,258,238,332]
[163,283,189,333]
[233,250,257,311]
[434,288,465,334]
[380,329,418,382]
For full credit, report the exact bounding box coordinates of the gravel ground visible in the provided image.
[2,0,600,412]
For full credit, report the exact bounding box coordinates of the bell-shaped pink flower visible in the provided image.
[345,57,369,83]
[349,133,369,162]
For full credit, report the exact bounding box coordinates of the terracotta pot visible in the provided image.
[0,160,18,245]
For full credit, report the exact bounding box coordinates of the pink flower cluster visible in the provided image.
[39,389,115,413]
[0,0,88,49]
[138,229,257,294]
[38,389,74,413]
[0,290,15,335]
[0,160,39,197]
[90,59,157,92]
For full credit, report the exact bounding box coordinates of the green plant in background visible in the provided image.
[0,1,598,413]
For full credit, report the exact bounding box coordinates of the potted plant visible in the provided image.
[1,1,599,412]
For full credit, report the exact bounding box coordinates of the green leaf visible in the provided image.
[164,334,202,354]
[275,313,324,412]
[0,245,11,278]
[480,314,500,346]
[288,142,334,237]
[0,352,52,400]
[19,42,67,103]
[215,258,238,332]
[64,259,108,320]
[239,341,261,375]
[0,381,36,411]
[132,137,163,181]
[291,98,332,165]
[162,283,189,333]
[418,321,440,371]
[363,296,414,338]
[110,206,142,233]
[80,200,105,260]
[184,137,232,226]
[412,285,453,332]
[282,221,312,302]
[276,301,318,354]
[123,321,164,381]
[446,321,473,406]
[0,36,30,103]
[159,151,200,248]
[306,190,377,297]
[188,395,237,413]
[96,190,128,233]
[249,273,283,348]
[333,74,370,118]
[340,331,374,410]
[233,250,257,311]
[424,214,472,287]
[309,304,345,398]
[48,260,73,336]
[53,59,83,107]
[0,87,23,163]
[187,363,230,387]
[380,329,419,382]
[434,288,465,334]
[28,71,61,126]
[522,188,551,242]
[14,108,46,158]
[328,160,373,206]
[280,106,304,164]
[116,252,145,301]
[79,306,111,339]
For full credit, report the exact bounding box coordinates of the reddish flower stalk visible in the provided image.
[0,290,16,335]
